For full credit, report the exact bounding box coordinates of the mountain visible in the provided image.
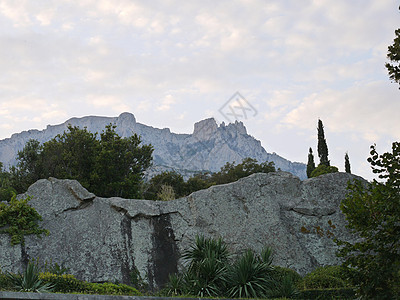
[0,112,307,179]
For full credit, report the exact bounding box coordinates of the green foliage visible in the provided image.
[345,152,351,173]
[130,266,148,292]
[165,235,278,299]
[10,124,153,198]
[6,262,54,293]
[0,162,16,202]
[0,194,49,245]
[386,26,400,88]
[210,157,275,185]
[307,147,316,178]
[0,269,12,290]
[270,265,302,286]
[296,287,356,299]
[143,171,185,200]
[181,235,229,297]
[39,272,141,296]
[225,248,274,298]
[317,119,330,167]
[336,142,400,299]
[301,273,346,290]
[310,164,338,178]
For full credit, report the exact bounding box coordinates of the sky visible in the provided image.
[0,0,399,180]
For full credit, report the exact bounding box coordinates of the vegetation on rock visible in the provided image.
[336,142,400,299]
[0,194,48,245]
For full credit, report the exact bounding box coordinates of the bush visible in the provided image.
[0,194,49,245]
[310,164,338,178]
[83,282,141,296]
[296,287,356,299]
[270,265,302,284]
[39,273,141,296]
[299,265,352,290]
[39,272,85,293]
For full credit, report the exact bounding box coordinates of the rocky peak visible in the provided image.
[192,118,218,140]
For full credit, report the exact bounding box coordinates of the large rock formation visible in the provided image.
[0,112,307,179]
[0,172,359,289]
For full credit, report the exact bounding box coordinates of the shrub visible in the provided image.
[310,164,338,178]
[39,272,85,293]
[300,273,346,290]
[0,194,49,245]
[296,287,356,299]
[83,282,141,296]
[39,272,141,296]
[270,265,302,284]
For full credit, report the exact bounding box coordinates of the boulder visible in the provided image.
[0,172,361,289]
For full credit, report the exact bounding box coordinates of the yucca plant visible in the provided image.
[225,248,275,298]
[180,235,230,297]
[6,262,54,293]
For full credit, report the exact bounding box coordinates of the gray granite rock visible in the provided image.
[0,172,361,289]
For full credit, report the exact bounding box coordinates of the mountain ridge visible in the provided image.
[0,112,307,179]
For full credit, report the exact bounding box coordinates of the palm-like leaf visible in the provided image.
[225,248,274,298]
[6,262,54,293]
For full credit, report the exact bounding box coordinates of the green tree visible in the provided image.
[345,152,351,173]
[310,164,338,178]
[90,124,153,198]
[336,142,400,299]
[0,162,16,201]
[142,171,185,200]
[10,124,153,199]
[210,158,275,185]
[317,119,330,166]
[306,147,316,178]
[386,6,400,88]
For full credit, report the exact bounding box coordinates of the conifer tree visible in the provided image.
[317,119,330,166]
[345,152,351,173]
[306,147,316,178]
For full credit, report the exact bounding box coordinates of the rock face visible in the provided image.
[0,112,307,179]
[0,172,359,289]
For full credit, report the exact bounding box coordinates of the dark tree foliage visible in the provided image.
[386,7,400,88]
[91,124,153,198]
[10,124,153,199]
[142,171,186,200]
[345,152,351,173]
[310,164,338,178]
[317,119,330,166]
[306,147,316,178]
[0,162,16,201]
[336,142,400,299]
[210,157,275,185]
[142,158,275,200]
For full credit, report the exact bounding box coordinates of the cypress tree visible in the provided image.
[345,152,351,173]
[317,119,330,166]
[307,147,316,178]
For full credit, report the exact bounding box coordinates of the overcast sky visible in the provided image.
[0,0,399,180]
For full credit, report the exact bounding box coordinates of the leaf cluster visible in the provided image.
[0,194,49,245]
[336,142,400,299]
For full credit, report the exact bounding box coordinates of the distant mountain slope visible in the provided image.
[0,112,307,179]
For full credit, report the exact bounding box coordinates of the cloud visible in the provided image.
[283,80,400,141]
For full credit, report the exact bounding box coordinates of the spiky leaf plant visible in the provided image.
[225,248,274,298]
[6,262,54,293]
